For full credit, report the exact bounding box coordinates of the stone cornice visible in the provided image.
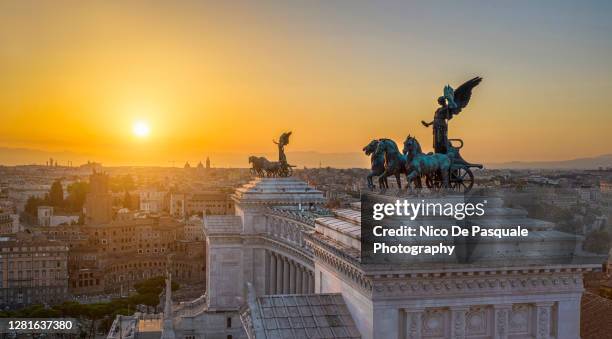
[370,271,585,299]
[311,243,372,294]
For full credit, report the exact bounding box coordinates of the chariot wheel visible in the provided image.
[449,167,474,193]
[278,166,292,177]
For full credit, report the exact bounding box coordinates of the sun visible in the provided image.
[133,121,150,138]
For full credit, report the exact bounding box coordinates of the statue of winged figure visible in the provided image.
[421,77,482,154]
[273,131,292,163]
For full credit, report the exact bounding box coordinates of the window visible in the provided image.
[226,317,232,328]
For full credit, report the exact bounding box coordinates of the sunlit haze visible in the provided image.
[1,1,611,167]
[133,121,150,138]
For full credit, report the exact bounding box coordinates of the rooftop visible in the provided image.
[232,177,325,206]
[242,293,361,339]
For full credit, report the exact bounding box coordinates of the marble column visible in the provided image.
[296,266,302,293]
[301,269,308,293]
[289,261,296,293]
[276,255,283,294]
[493,304,511,339]
[283,259,290,294]
[308,272,314,293]
[303,272,309,293]
[450,306,469,339]
[535,302,553,339]
[265,251,271,294]
[269,252,277,294]
[403,309,423,339]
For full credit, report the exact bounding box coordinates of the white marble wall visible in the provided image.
[315,258,584,339]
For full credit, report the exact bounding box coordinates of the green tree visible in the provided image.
[83,303,112,338]
[66,181,89,212]
[49,179,64,207]
[24,195,48,216]
[134,276,179,295]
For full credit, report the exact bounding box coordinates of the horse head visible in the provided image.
[374,138,402,164]
[403,135,422,157]
[363,140,379,155]
[373,139,388,158]
[248,156,257,164]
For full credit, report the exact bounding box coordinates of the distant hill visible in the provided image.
[0,147,370,168]
[488,154,612,169]
[0,147,93,166]
[2,146,610,169]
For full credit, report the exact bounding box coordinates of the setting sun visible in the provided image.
[133,121,150,138]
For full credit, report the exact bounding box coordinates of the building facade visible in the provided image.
[0,232,69,308]
[0,212,12,235]
[84,172,112,225]
[170,192,234,218]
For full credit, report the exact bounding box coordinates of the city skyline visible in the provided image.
[1,1,612,167]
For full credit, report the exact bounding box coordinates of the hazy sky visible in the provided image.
[1,1,611,166]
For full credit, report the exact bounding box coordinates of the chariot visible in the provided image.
[249,131,295,177]
[425,138,483,193]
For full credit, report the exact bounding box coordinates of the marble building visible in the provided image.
[304,195,602,339]
[111,176,602,339]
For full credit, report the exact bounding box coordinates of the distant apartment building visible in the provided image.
[0,212,13,235]
[601,181,612,194]
[577,185,601,202]
[138,190,168,213]
[67,214,204,295]
[37,206,53,226]
[37,206,80,227]
[0,232,69,308]
[37,206,79,227]
[7,183,49,213]
[170,192,234,218]
[184,216,204,241]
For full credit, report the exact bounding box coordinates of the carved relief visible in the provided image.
[422,309,446,337]
[466,306,487,336]
[509,304,530,334]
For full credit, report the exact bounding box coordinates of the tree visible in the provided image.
[66,182,89,212]
[49,179,64,207]
[110,174,136,193]
[123,191,132,209]
[134,276,178,295]
[24,195,47,216]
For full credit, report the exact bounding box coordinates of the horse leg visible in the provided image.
[414,176,422,190]
[407,171,421,189]
[367,173,375,190]
[440,168,450,191]
[379,172,390,193]
[395,173,402,190]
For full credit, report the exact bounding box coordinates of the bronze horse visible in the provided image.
[403,135,450,189]
[363,140,388,190]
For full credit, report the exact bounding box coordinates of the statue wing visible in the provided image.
[280,131,292,145]
[451,76,482,115]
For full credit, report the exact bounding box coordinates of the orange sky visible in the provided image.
[1,1,611,167]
